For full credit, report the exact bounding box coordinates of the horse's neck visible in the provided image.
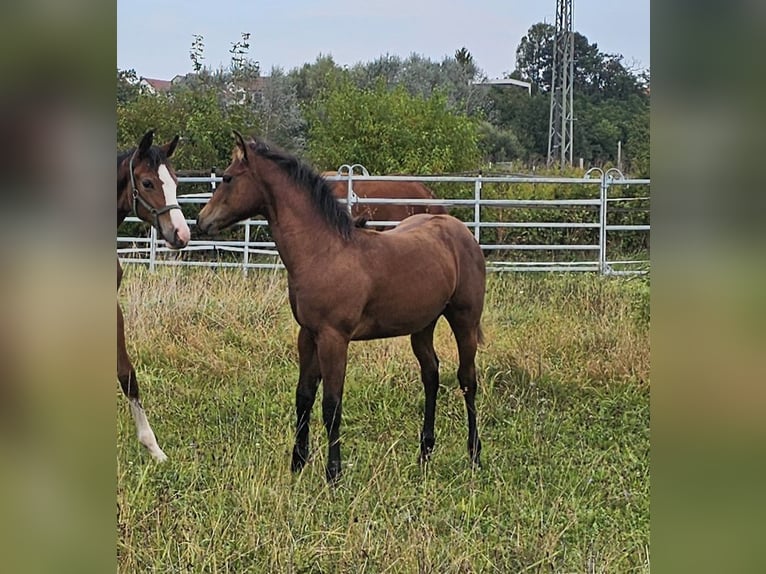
[117,186,131,226]
[117,158,132,226]
[262,176,346,273]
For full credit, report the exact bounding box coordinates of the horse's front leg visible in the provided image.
[118,301,167,462]
[316,329,349,483]
[292,327,321,473]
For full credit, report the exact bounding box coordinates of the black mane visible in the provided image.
[252,139,353,240]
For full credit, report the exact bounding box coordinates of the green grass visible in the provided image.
[118,267,649,573]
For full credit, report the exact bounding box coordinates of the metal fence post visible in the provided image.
[149,226,157,272]
[474,173,482,242]
[599,173,607,274]
[601,168,625,276]
[346,174,354,215]
[243,220,250,276]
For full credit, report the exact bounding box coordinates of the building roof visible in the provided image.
[140,77,173,93]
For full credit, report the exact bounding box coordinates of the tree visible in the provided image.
[288,54,346,105]
[117,89,244,170]
[254,66,306,153]
[229,32,260,82]
[497,22,649,171]
[514,23,556,91]
[455,46,474,68]
[305,79,480,174]
[117,68,141,105]
[477,121,525,164]
[190,34,205,73]
[346,51,489,117]
[514,23,643,101]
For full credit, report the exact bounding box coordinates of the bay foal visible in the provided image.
[198,133,485,481]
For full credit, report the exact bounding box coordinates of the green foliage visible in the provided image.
[255,67,306,153]
[117,68,141,105]
[431,170,648,262]
[477,121,525,163]
[118,32,268,171]
[229,32,257,78]
[514,23,556,90]
[190,34,205,73]
[305,79,481,174]
[486,84,551,165]
[348,51,489,118]
[117,25,648,177]
[491,22,650,174]
[117,87,258,170]
[624,276,651,328]
[288,54,347,104]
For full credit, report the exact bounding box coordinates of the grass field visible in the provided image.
[117,266,649,573]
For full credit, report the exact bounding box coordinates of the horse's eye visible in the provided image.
[142,179,154,189]
[222,174,233,184]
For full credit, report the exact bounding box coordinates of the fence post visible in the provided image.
[599,173,607,275]
[346,174,354,215]
[149,226,157,272]
[243,220,250,276]
[601,168,625,276]
[474,173,482,243]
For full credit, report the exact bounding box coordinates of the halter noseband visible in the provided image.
[129,151,183,233]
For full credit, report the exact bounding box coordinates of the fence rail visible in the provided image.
[118,167,650,275]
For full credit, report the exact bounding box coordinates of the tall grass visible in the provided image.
[117,267,649,573]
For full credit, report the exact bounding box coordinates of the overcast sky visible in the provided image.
[118,0,649,81]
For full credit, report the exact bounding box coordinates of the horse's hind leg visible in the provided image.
[117,301,167,462]
[292,326,322,473]
[445,313,482,467]
[410,319,440,463]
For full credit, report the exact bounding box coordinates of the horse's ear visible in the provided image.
[233,130,248,162]
[162,135,180,159]
[137,129,154,158]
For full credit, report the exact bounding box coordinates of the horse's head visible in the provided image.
[197,131,263,235]
[123,130,190,249]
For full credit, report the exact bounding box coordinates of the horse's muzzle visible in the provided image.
[196,214,217,236]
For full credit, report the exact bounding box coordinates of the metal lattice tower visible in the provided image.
[547,0,574,168]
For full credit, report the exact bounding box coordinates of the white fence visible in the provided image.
[118,167,649,275]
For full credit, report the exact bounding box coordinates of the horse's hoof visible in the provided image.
[291,448,308,473]
[419,435,435,465]
[325,462,342,484]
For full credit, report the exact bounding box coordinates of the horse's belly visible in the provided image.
[350,298,447,341]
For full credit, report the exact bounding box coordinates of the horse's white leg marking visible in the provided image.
[129,398,168,462]
[158,163,191,244]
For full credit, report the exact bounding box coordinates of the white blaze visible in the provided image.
[158,163,191,244]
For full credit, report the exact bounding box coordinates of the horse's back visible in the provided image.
[377,214,485,288]
[387,213,476,248]
[329,180,446,225]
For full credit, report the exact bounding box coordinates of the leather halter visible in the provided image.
[129,151,183,233]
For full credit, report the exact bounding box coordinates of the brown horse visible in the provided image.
[323,174,447,229]
[198,133,485,482]
[117,130,190,461]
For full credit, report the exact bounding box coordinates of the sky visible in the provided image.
[118,0,649,81]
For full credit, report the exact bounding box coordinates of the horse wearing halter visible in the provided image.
[128,150,183,232]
